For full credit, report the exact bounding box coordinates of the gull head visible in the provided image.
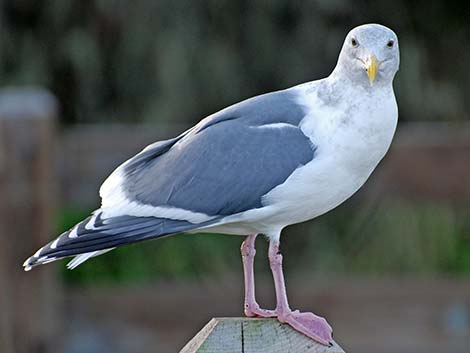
[334,24,399,87]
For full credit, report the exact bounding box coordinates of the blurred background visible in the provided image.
[0,1,469,353]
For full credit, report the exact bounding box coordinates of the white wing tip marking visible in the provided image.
[68,225,79,238]
[24,255,57,271]
[33,247,43,258]
[50,238,60,249]
[23,257,32,268]
[85,213,98,230]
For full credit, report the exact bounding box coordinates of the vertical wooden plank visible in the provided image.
[0,88,62,353]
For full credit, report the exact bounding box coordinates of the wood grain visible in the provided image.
[180,317,345,353]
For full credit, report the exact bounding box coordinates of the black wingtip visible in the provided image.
[23,250,41,271]
[22,252,57,271]
[23,261,33,272]
[23,254,43,271]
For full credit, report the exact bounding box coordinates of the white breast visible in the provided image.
[259,81,398,228]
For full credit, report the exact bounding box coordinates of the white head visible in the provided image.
[332,24,399,88]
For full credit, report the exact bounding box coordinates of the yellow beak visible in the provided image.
[365,54,381,86]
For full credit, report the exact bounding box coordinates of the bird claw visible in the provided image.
[278,310,333,346]
[244,304,333,346]
[244,302,276,318]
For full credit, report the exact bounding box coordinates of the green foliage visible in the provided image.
[288,201,470,275]
[57,201,470,286]
[342,202,462,273]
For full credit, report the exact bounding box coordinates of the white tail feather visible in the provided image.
[66,248,114,270]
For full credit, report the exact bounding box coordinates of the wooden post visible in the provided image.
[0,87,62,353]
[180,318,345,353]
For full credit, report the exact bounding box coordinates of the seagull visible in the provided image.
[24,23,399,346]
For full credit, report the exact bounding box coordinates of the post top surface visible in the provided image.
[180,317,345,353]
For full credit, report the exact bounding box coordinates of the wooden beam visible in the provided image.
[0,87,62,353]
[180,317,345,353]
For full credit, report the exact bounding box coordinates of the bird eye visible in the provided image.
[387,40,394,48]
[351,38,358,47]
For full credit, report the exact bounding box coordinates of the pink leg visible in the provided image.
[268,241,333,346]
[241,234,275,317]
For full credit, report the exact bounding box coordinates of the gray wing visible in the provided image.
[23,88,317,272]
[120,88,316,216]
